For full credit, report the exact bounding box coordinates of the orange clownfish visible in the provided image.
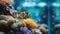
[20,12,24,18]
[19,11,32,19]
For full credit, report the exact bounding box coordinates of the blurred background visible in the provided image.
[50,0,60,34]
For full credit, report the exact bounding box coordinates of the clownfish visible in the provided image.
[19,11,32,19]
[20,11,24,18]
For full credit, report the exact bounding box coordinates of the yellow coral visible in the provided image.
[24,18,38,29]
